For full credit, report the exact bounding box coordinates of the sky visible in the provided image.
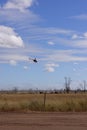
[0,0,87,90]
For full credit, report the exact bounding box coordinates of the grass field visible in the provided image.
[0,93,87,112]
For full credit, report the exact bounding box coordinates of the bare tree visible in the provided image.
[64,77,71,93]
[82,80,87,93]
[78,80,86,93]
[12,86,18,93]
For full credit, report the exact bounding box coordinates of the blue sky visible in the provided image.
[0,0,87,90]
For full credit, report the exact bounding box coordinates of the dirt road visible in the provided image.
[0,112,87,130]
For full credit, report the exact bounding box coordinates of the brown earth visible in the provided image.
[0,112,87,130]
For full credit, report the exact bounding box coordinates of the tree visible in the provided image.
[64,77,71,93]
[12,86,18,93]
[83,80,86,93]
[79,80,86,93]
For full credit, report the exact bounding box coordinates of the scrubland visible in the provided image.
[0,93,87,112]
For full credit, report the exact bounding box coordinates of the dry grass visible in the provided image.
[0,93,87,112]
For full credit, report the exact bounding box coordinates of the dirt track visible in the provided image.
[0,112,87,130]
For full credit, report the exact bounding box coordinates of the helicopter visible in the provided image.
[32,58,38,63]
[29,57,38,63]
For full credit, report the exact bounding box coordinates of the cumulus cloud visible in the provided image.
[0,25,24,48]
[72,34,79,39]
[3,0,36,12]
[0,0,39,25]
[83,32,87,38]
[9,60,17,66]
[55,33,87,49]
[45,67,55,72]
[72,32,87,40]
[48,41,55,45]
[24,66,29,70]
[45,63,59,72]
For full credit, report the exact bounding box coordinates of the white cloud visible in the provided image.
[70,32,87,48]
[0,25,24,48]
[70,14,87,20]
[45,63,59,72]
[3,0,36,12]
[1,45,87,66]
[0,54,28,63]
[41,28,73,36]
[83,32,87,38]
[0,1,74,45]
[2,48,87,64]
[48,41,55,45]
[24,26,74,42]
[0,44,42,65]
[72,34,78,39]
[9,60,17,66]
[55,34,87,48]
[73,62,79,65]
[72,32,87,40]
[42,49,87,62]
[73,39,87,48]
[24,66,29,70]
[46,63,59,67]
[45,28,73,35]
[73,68,76,72]
[45,67,55,72]
[0,0,40,25]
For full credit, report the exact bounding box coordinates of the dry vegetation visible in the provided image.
[0,93,87,112]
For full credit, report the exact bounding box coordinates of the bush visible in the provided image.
[29,101,44,111]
